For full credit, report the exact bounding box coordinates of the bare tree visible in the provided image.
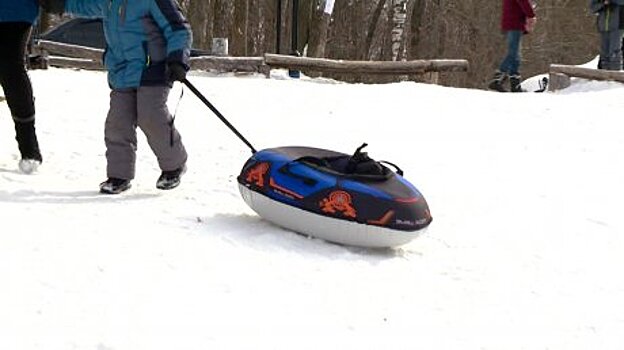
[308,0,334,57]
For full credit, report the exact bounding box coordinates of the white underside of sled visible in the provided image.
[239,184,426,248]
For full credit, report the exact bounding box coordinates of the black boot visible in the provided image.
[488,71,508,92]
[509,75,525,93]
[156,165,186,190]
[99,178,132,194]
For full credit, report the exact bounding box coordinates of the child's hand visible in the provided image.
[167,62,187,82]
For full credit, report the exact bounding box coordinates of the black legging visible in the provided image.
[0,22,35,121]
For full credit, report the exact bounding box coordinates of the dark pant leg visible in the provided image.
[136,86,187,172]
[105,89,139,180]
[600,30,623,70]
[0,22,41,160]
[499,30,522,75]
[0,22,35,121]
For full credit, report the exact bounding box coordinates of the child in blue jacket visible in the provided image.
[0,0,43,173]
[42,0,192,194]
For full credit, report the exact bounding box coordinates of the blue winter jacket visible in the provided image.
[0,0,39,23]
[65,0,192,89]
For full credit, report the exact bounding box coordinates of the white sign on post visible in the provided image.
[324,0,335,14]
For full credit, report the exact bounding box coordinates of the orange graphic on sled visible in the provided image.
[320,191,357,218]
[246,162,269,187]
[368,210,395,226]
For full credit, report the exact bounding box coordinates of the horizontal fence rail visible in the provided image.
[549,64,624,91]
[264,54,469,74]
[32,41,469,84]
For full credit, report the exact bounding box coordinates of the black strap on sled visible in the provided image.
[378,160,403,177]
[280,143,403,184]
[345,143,392,179]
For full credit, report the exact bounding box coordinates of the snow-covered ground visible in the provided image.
[1,67,623,350]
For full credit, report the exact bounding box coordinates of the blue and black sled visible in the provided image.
[183,79,432,248]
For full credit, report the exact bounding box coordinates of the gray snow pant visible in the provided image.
[105,86,187,180]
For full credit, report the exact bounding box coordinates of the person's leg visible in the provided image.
[502,30,522,76]
[604,30,623,70]
[619,30,624,70]
[489,31,521,91]
[104,89,139,180]
[136,86,187,172]
[502,31,525,92]
[0,22,41,168]
[621,34,624,69]
[136,85,187,189]
[599,31,609,70]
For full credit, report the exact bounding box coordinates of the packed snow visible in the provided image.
[1,66,624,350]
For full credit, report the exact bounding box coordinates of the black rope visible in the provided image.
[182,79,257,154]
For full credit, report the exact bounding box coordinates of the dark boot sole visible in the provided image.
[156,180,181,190]
[99,183,132,194]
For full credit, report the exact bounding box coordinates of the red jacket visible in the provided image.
[501,0,536,32]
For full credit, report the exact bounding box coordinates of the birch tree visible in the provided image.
[391,0,409,61]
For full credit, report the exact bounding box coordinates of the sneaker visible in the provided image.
[488,71,508,92]
[156,165,186,190]
[99,177,132,194]
[18,158,41,174]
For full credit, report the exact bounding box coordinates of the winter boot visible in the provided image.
[488,71,508,92]
[14,120,42,174]
[99,178,132,194]
[156,165,186,190]
[509,75,525,93]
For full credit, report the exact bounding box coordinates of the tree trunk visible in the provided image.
[310,0,334,57]
[365,0,388,60]
[233,0,248,55]
[391,0,408,61]
[408,0,425,57]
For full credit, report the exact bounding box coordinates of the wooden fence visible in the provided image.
[33,40,469,83]
[35,40,267,73]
